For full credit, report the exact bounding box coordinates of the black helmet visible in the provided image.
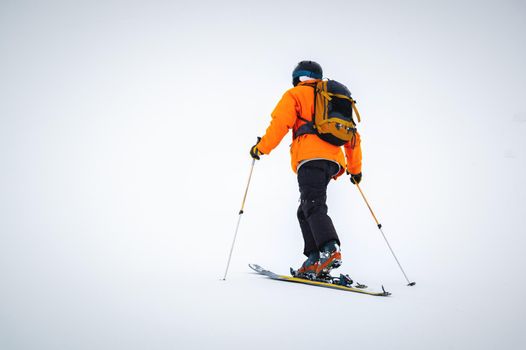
[292,60,323,86]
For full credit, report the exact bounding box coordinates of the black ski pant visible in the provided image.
[297,160,340,257]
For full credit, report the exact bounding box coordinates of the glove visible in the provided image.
[250,137,262,160]
[350,172,362,185]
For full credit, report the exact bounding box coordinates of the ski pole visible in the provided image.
[355,182,416,286]
[222,158,256,281]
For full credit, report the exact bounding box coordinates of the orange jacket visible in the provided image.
[257,80,362,178]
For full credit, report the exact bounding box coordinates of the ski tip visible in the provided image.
[248,263,264,273]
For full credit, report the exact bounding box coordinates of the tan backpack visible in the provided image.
[295,80,361,147]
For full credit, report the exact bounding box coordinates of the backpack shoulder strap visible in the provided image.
[293,82,319,139]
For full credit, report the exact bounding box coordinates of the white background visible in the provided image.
[1,0,525,349]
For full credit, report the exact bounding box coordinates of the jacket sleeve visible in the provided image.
[256,90,299,155]
[344,131,362,174]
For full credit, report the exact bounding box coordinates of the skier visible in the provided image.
[250,60,363,278]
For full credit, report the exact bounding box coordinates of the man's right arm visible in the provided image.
[344,132,362,177]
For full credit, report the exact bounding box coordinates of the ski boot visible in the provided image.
[293,251,320,279]
[316,240,342,276]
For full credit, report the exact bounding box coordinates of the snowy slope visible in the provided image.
[1,1,525,349]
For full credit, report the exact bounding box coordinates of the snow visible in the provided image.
[1,0,526,349]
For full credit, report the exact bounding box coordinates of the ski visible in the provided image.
[249,264,391,296]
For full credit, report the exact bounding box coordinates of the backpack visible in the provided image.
[294,80,361,147]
